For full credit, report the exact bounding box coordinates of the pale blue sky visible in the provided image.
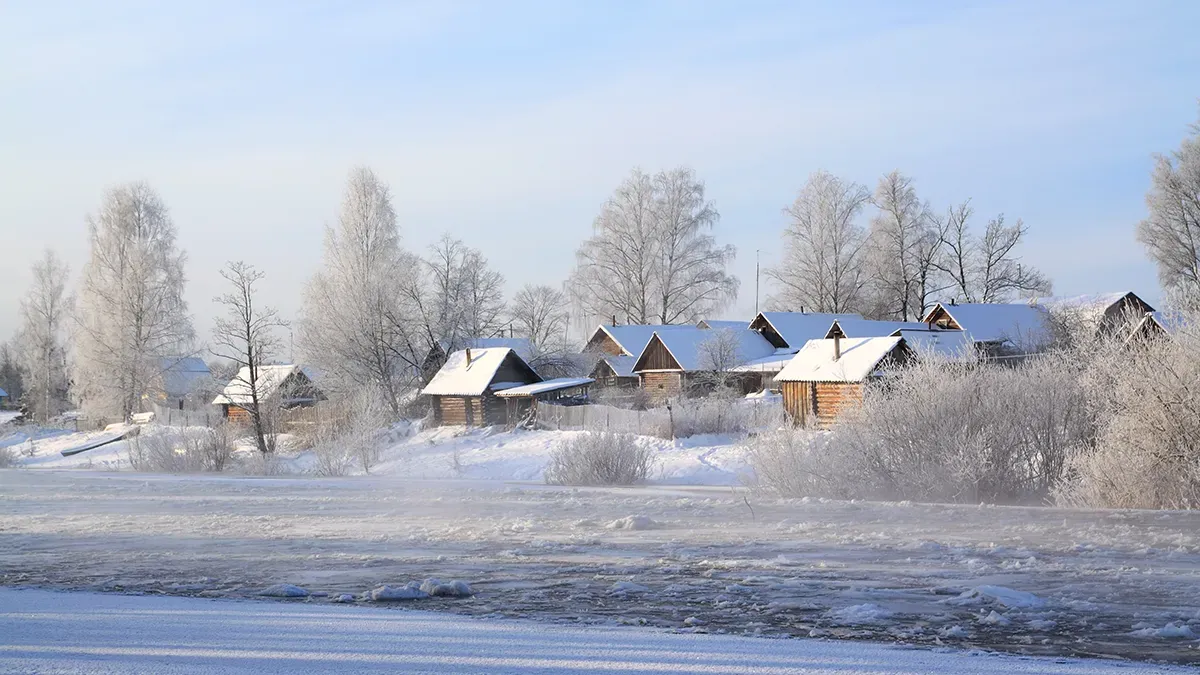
[2,0,1198,340]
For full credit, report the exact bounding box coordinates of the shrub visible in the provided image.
[544,431,655,486]
[0,444,17,468]
[306,390,390,477]
[127,425,234,473]
[670,396,783,438]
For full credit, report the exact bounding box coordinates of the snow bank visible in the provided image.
[419,579,473,597]
[605,515,659,531]
[257,584,309,598]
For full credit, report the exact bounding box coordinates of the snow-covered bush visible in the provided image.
[670,396,784,438]
[544,431,655,486]
[1057,319,1200,509]
[127,425,233,473]
[308,390,389,476]
[0,444,17,468]
[749,353,1098,504]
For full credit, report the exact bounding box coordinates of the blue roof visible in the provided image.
[754,312,861,349]
[160,357,211,399]
[926,303,1050,346]
[0,387,7,398]
[596,324,693,356]
[828,318,932,338]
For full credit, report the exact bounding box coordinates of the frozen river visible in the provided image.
[1,470,1198,664]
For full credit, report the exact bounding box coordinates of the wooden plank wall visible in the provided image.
[813,383,864,428]
[434,394,508,427]
[780,381,812,425]
[638,338,680,370]
[641,371,682,405]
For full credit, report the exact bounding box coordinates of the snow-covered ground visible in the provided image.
[0,591,1188,675]
[2,470,1198,664]
[1,423,754,483]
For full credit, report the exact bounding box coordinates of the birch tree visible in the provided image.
[299,167,414,416]
[934,202,1051,303]
[1137,112,1200,298]
[568,168,737,325]
[768,171,871,313]
[211,261,286,455]
[0,342,22,407]
[423,235,507,343]
[509,284,570,353]
[73,183,194,420]
[653,168,738,324]
[16,250,71,422]
[865,171,944,319]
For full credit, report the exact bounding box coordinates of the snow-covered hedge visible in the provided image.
[544,431,655,486]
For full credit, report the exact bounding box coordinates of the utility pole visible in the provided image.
[755,250,761,315]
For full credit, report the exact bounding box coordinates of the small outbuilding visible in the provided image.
[774,335,911,428]
[921,302,1050,357]
[493,377,594,426]
[422,347,542,427]
[212,364,323,423]
[632,327,776,404]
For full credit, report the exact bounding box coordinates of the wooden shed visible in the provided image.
[774,335,911,428]
[493,377,594,426]
[211,364,323,423]
[421,347,541,427]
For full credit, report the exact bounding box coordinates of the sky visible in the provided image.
[2,0,1199,343]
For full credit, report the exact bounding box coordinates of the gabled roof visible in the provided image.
[1150,310,1187,335]
[892,329,975,361]
[493,377,594,398]
[730,348,800,373]
[750,312,862,349]
[1027,292,1154,315]
[0,387,7,398]
[421,348,541,397]
[438,337,534,363]
[159,356,211,399]
[697,319,750,330]
[922,303,1049,346]
[825,318,933,339]
[212,364,316,406]
[593,354,639,378]
[775,336,906,383]
[588,324,692,357]
[633,327,776,372]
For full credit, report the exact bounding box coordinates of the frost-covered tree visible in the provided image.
[73,183,193,420]
[569,167,737,325]
[0,341,25,408]
[211,261,286,455]
[1137,112,1200,299]
[865,171,944,320]
[509,284,570,353]
[299,167,414,416]
[17,250,72,422]
[934,201,1051,303]
[423,235,506,344]
[768,171,871,313]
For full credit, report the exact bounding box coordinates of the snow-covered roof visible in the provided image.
[923,303,1050,346]
[494,377,594,397]
[421,348,540,397]
[0,387,7,398]
[159,356,211,399]
[753,312,862,348]
[893,329,975,361]
[697,319,749,330]
[593,324,692,357]
[596,354,638,378]
[637,327,776,372]
[826,318,932,338]
[1027,292,1152,314]
[731,348,799,373]
[1149,311,1187,335]
[775,336,905,384]
[211,364,315,406]
[439,337,534,363]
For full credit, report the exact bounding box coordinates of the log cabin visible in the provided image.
[211,364,323,423]
[748,311,861,350]
[921,302,1050,358]
[774,334,912,429]
[631,327,776,405]
[422,347,542,427]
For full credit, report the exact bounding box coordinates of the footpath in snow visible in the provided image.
[0,588,1190,675]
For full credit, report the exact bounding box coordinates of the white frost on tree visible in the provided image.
[299,167,415,416]
[768,171,871,313]
[1137,111,1200,300]
[17,250,72,422]
[508,284,575,373]
[934,201,1051,303]
[73,183,194,420]
[569,167,737,325]
[865,171,945,320]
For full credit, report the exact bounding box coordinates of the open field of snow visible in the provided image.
[2,470,1198,664]
[1,589,1190,675]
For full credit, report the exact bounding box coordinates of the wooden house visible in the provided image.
[631,327,776,405]
[748,311,861,350]
[588,355,640,389]
[774,334,911,428]
[211,364,323,423]
[156,356,212,411]
[1026,292,1158,341]
[696,319,749,330]
[422,347,542,427]
[921,302,1050,358]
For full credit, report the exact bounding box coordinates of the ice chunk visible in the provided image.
[978,610,1010,626]
[419,579,473,597]
[605,515,659,531]
[1129,622,1195,638]
[369,583,430,601]
[947,585,1043,609]
[827,603,893,625]
[257,584,309,598]
[609,581,652,595]
[683,616,706,627]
